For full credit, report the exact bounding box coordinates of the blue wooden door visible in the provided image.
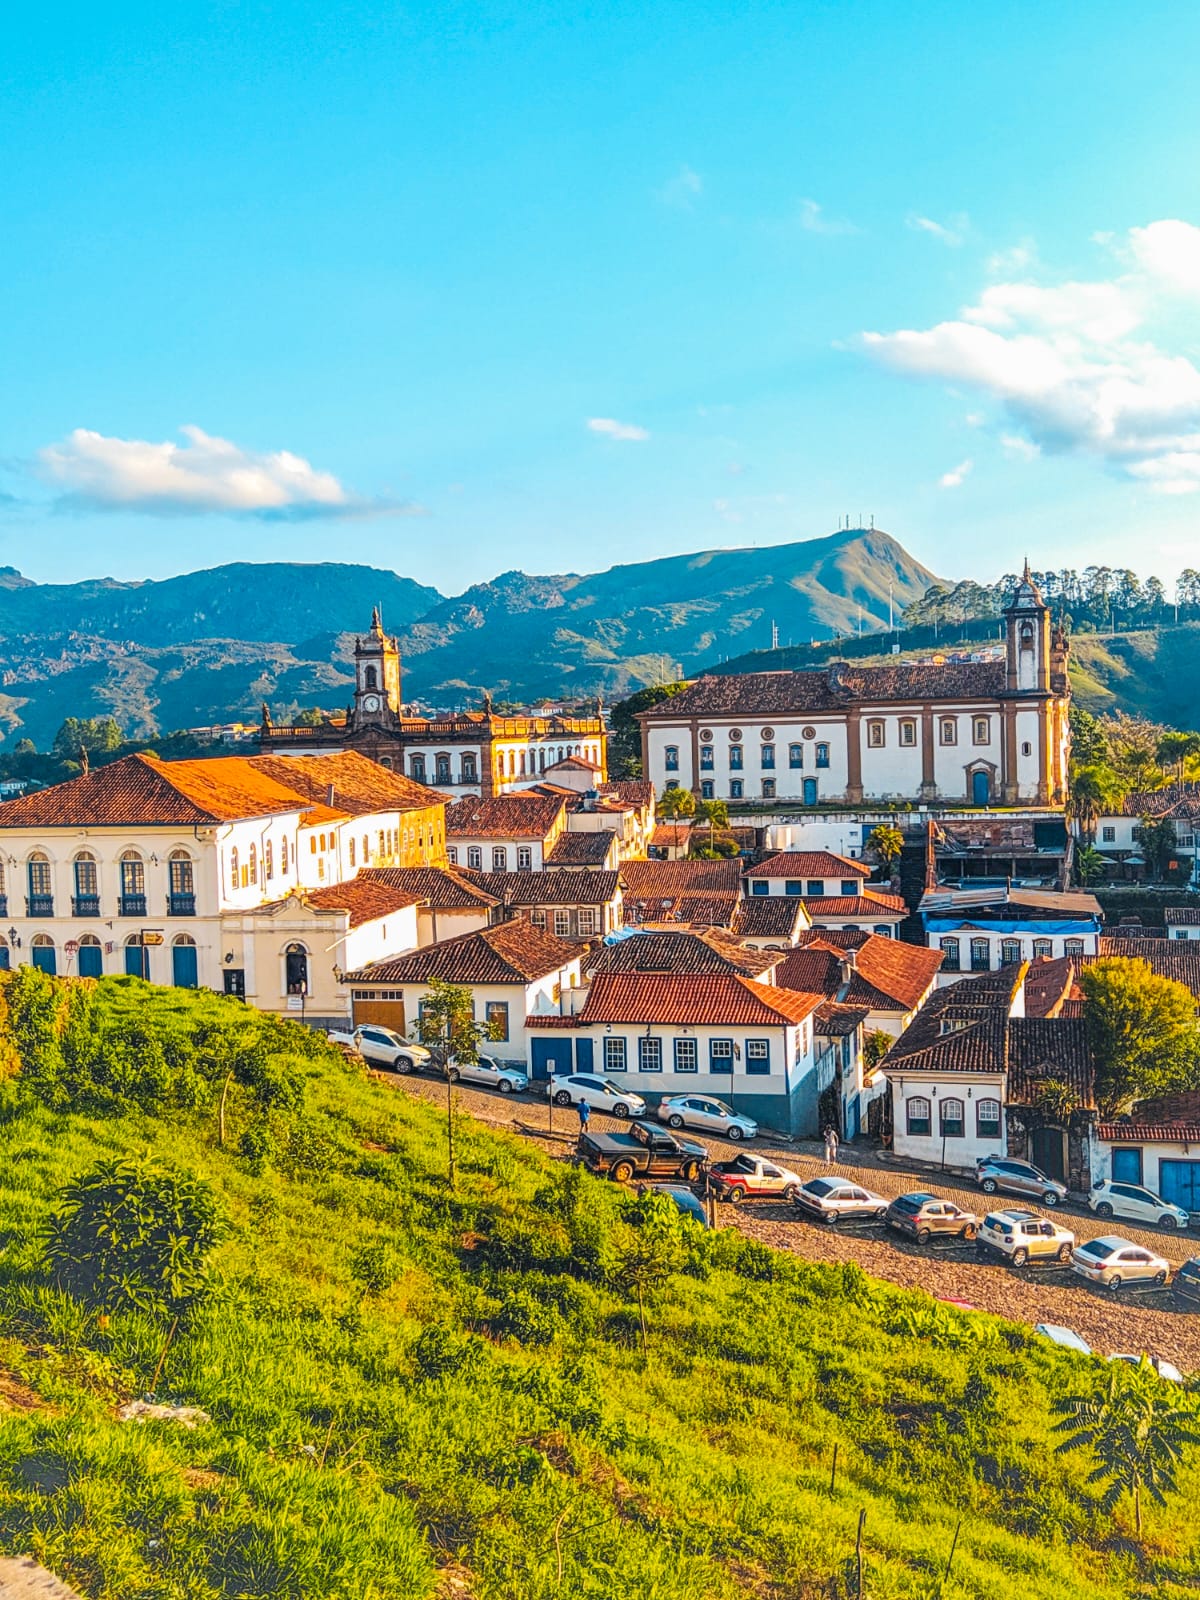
[575,1037,594,1072]
[972,770,990,805]
[31,946,56,975]
[125,944,148,978]
[1159,1160,1200,1212]
[803,778,818,806]
[172,944,198,988]
[77,944,103,979]
[530,1037,574,1080]
[1111,1147,1143,1184]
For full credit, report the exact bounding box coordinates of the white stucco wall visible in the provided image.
[890,1074,1008,1167]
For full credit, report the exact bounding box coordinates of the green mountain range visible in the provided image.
[0,529,935,747]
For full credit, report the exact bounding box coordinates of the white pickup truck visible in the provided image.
[327,1024,431,1074]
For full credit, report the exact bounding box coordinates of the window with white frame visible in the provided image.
[900,719,917,747]
[867,719,885,747]
[906,1096,931,1136]
[1101,826,1115,842]
[447,846,458,864]
[815,743,830,768]
[1065,937,1084,957]
[976,1098,1001,1138]
[730,780,743,799]
[553,909,571,937]
[604,1036,627,1073]
[467,846,482,870]
[674,1037,698,1073]
[530,908,546,928]
[789,743,803,768]
[940,1097,965,1138]
[745,1038,770,1074]
[577,907,598,936]
[700,744,714,770]
[492,847,507,871]
[940,936,960,971]
[940,718,957,745]
[664,746,680,772]
[1000,938,1021,964]
[638,1036,663,1072]
[1032,938,1053,958]
[973,717,990,744]
[709,1038,733,1074]
[517,846,532,870]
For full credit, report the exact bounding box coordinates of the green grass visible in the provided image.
[0,976,1196,1597]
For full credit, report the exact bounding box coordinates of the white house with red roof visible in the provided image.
[742,851,907,938]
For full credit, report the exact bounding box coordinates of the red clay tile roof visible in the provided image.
[816,1000,870,1036]
[635,661,1012,720]
[802,890,907,918]
[623,894,740,930]
[650,823,692,847]
[542,755,602,773]
[885,968,1024,1076]
[620,858,743,895]
[731,898,810,939]
[547,832,617,865]
[358,866,499,908]
[745,851,870,880]
[249,751,444,815]
[1022,956,1077,1018]
[786,933,943,1012]
[1008,1017,1095,1108]
[585,929,779,980]
[464,869,620,907]
[344,917,577,985]
[599,779,655,809]
[447,793,566,839]
[578,972,824,1027]
[0,753,312,828]
[301,879,425,928]
[1166,907,1200,926]
[1097,1121,1200,1142]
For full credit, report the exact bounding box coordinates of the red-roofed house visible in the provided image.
[446,792,568,871]
[742,853,906,937]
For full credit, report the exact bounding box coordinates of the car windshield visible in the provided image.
[1079,1241,1117,1259]
[806,1179,838,1197]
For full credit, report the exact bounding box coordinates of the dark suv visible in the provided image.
[885,1191,978,1243]
[1174,1256,1200,1311]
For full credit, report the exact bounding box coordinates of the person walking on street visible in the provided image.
[823,1124,839,1164]
[577,1097,591,1143]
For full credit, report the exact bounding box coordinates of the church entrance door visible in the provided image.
[971,770,990,805]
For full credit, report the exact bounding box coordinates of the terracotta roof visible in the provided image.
[1116,783,1200,819]
[623,894,740,930]
[249,751,444,815]
[816,1000,870,1036]
[745,851,870,880]
[577,971,824,1027]
[547,832,617,865]
[802,889,907,918]
[1008,1018,1095,1109]
[0,752,311,828]
[301,878,425,928]
[790,932,943,1012]
[651,823,692,847]
[446,793,566,840]
[464,869,621,907]
[358,866,499,909]
[344,917,577,985]
[599,779,655,809]
[635,661,1013,721]
[543,755,602,773]
[1088,942,1200,1003]
[585,929,779,980]
[1022,956,1077,1018]
[731,897,810,939]
[1097,1121,1200,1142]
[620,858,743,895]
[884,968,1024,1076]
[1166,907,1200,926]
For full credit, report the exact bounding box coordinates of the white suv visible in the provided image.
[1088,1179,1190,1231]
[976,1209,1075,1267]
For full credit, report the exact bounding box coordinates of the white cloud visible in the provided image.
[862,219,1200,494]
[939,459,973,488]
[586,417,649,442]
[908,212,968,247]
[986,241,1036,276]
[1001,434,1041,461]
[36,425,396,518]
[965,412,986,427]
[655,165,703,209]
[798,198,858,236]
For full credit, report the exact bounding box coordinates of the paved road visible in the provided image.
[371,1069,1200,1369]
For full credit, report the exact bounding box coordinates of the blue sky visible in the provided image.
[3,2,1200,593]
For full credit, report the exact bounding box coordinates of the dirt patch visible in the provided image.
[180,1466,223,1490]
[0,1368,50,1413]
[435,1560,478,1598]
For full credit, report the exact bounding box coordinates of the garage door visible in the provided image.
[1158,1160,1200,1212]
[530,1037,575,1080]
[352,997,406,1031]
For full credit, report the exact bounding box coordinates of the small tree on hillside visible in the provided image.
[656,786,696,821]
[1080,957,1200,1116]
[413,978,503,1189]
[866,824,904,878]
[612,1191,689,1359]
[1137,815,1178,881]
[1054,1361,1200,1537]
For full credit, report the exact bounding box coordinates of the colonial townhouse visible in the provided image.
[445,792,568,872]
[742,850,907,938]
[618,858,744,931]
[582,927,784,986]
[526,971,826,1134]
[921,885,1102,979]
[1092,1092,1200,1213]
[1083,784,1200,885]
[546,830,621,871]
[465,869,622,942]
[813,1000,871,1141]
[357,865,498,946]
[343,919,581,1064]
[730,896,811,947]
[638,567,1070,808]
[1166,908,1200,942]
[0,750,445,1004]
[776,931,944,1038]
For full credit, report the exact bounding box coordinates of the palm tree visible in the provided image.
[1066,765,1127,843]
[1075,843,1107,887]
[1053,1362,1200,1536]
[866,824,904,878]
[1157,731,1200,785]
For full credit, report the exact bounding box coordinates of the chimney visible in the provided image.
[838,952,856,998]
[326,784,336,807]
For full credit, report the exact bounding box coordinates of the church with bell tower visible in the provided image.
[351,608,403,732]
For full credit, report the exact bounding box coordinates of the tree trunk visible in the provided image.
[218,1070,233,1147]
[1134,1482,1141,1538]
[636,1281,647,1360]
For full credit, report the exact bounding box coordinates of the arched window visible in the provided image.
[977,1098,1002,1139]
[281,839,290,875]
[939,936,960,972]
[285,943,309,995]
[1000,938,1021,964]
[508,752,516,777]
[940,1098,965,1138]
[1032,938,1053,959]
[1065,937,1084,958]
[664,745,680,772]
[970,937,991,971]
[789,743,803,768]
[462,754,477,782]
[73,851,99,913]
[169,849,195,913]
[520,751,527,775]
[379,756,393,770]
[906,1096,931,1136]
[249,844,258,886]
[77,934,103,979]
[230,847,239,892]
[410,754,426,782]
[467,846,482,870]
[172,934,198,988]
[348,837,356,868]
[364,665,378,689]
[27,852,53,915]
[30,933,56,974]
[120,851,146,914]
[436,753,451,784]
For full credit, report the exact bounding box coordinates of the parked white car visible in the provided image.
[1109,1353,1185,1383]
[547,1073,647,1119]
[657,1095,757,1140]
[1088,1179,1190,1231]
[327,1025,431,1074]
[446,1054,528,1094]
[976,1209,1075,1267]
[1070,1235,1170,1292]
[1035,1323,1092,1356]
[794,1176,889,1223]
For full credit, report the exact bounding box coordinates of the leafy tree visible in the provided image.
[863,1030,892,1071]
[1069,705,1109,768]
[413,978,502,1189]
[608,683,689,778]
[1075,843,1107,887]
[42,1157,222,1319]
[1079,957,1200,1116]
[866,824,904,876]
[1053,1361,1200,1537]
[51,716,123,762]
[695,796,729,852]
[1066,764,1126,842]
[1156,730,1200,783]
[612,1191,689,1358]
[13,737,35,756]
[656,785,696,821]
[1137,815,1178,881]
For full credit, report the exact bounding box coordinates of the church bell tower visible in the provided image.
[1004,559,1051,694]
[353,608,402,728]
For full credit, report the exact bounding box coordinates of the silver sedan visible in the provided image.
[795,1175,890,1223]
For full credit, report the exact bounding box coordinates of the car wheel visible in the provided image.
[682,1160,701,1183]
[875,1208,888,1220]
[961,1224,977,1241]
[1011,1248,1029,1268]
[825,1209,839,1224]
[612,1161,635,1183]
[446,1067,461,1082]
[1096,1202,1114,1218]
[668,1114,684,1129]
[498,1079,513,1094]
[393,1056,413,1075]
[727,1125,744,1141]
[1057,1243,1072,1262]
[1042,1192,1059,1208]
[612,1103,630,1120]
[783,1185,800,1202]
[554,1090,572,1107]
[1107,1274,1123,1293]
[916,1228,931,1244]
[1154,1269,1168,1286]
[1159,1215,1178,1229]
[981,1178,998,1194]
[726,1188,744,1205]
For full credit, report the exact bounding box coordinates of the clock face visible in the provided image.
[363,694,380,712]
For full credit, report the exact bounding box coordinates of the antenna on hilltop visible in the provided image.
[771,619,779,650]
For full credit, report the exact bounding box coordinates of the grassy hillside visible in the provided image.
[0,974,1194,1597]
[1069,625,1200,724]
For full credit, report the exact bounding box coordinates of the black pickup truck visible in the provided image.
[578,1119,709,1183]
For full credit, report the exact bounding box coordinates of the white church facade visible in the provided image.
[638,568,1070,808]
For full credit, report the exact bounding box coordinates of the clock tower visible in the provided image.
[352,607,402,728]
